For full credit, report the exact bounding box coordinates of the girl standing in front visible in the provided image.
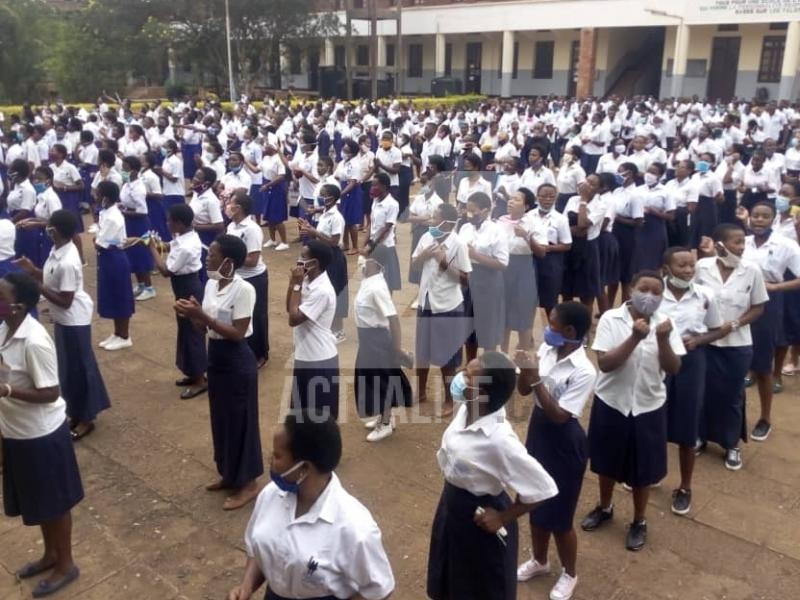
[607,163,644,305]
[335,140,365,255]
[6,159,38,263]
[633,162,673,272]
[120,156,156,301]
[259,142,289,251]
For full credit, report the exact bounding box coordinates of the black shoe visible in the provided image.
[671,488,692,516]
[625,520,647,551]
[725,447,743,471]
[751,419,772,442]
[581,505,613,531]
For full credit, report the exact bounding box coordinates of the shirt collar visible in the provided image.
[543,344,590,369]
[51,242,72,261]
[5,313,37,343]
[281,472,341,525]
[460,403,506,436]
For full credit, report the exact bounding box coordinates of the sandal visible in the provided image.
[31,566,80,598]
[782,363,798,376]
[70,423,95,442]
[180,385,208,400]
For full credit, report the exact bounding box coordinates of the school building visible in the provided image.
[277,0,800,101]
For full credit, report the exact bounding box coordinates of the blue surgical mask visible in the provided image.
[614,173,625,186]
[121,171,131,183]
[696,160,710,174]
[543,326,581,347]
[160,147,169,157]
[449,371,471,402]
[776,195,791,213]
[428,225,444,239]
[270,462,306,494]
[231,165,242,174]
[33,182,47,194]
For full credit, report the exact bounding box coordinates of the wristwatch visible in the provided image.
[292,284,301,292]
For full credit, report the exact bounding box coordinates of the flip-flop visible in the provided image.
[782,364,798,376]
[70,423,95,442]
[31,565,80,598]
[15,560,55,580]
[180,385,208,400]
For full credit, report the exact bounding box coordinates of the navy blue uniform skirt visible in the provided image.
[171,273,207,377]
[354,327,413,417]
[588,397,667,488]
[598,229,620,287]
[666,346,706,447]
[503,254,537,332]
[416,302,466,369]
[750,294,784,374]
[782,272,800,345]
[526,407,587,533]
[535,252,565,312]
[427,482,518,600]
[97,247,135,319]
[719,189,738,225]
[181,143,202,179]
[2,422,84,526]
[326,246,349,320]
[207,338,263,487]
[266,590,338,600]
[340,185,364,227]
[57,190,84,233]
[702,345,751,449]
[398,165,413,217]
[612,221,638,285]
[668,206,691,248]
[633,213,667,272]
[408,224,427,284]
[146,195,170,241]
[466,264,505,348]
[292,356,340,420]
[244,271,269,363]
[197,229,220,287]
[562,236,601,300]
[556,193,572,214]
[690,195,719,248]
[373,245,402,292]
[263,180,288,224]
[54,324,111,423]
[79,165,98,207]
[740,190,769,212]
[124,213,155,274]
[249,184,266,217]
[13,213,40,265]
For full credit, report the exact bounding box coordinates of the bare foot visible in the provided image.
[417,393,428,404]
[440,401,454,418]
[223,482,260,511]
[205,479,230,491]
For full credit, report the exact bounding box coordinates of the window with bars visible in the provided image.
[408,43,423,77]
[534,40,554,79]
[759,36,785,83]
[356,44,369,67]
[289,46,302,74]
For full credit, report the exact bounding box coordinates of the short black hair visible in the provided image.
[428,154,447,173]
[373,172,390,189]
[200,166,217,185]
[9,159,29,179]
[553,301,591,340]
[4,271,40,313]
[49,209,78,238]
[568,145,583,160]
[437,202,458,222]
[98,149,116,167]
[168,203,194,228]
[306,239,333,271]
[96,180,120,204]
[478,351,517,413]
[649,162,666,177]
[663,246,692,267]
[712,222,745,242]
[123,155,141,172]
[464,153,482,170]
[632,269,664,286]
[752,201,777,217]
[34,166,54,182]
[467,191,492,211]
[213,234,248,269]
[619,161,639,175]
[232,193,253,216]
[321,184,341,201]
[283,411,342,473]
[517,186,536,211]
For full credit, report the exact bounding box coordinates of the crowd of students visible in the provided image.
[1,92,799,600]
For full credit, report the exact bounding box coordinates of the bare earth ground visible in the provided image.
[1,216,800,600]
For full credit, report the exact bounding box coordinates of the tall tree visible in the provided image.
[0,0,52,102]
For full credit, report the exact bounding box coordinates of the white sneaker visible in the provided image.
[410,299,419,310]
[263,239,277,248]
[517,558,550,582]
[550,570,578,600]
[334,330,346,344]
[98,334,116,348]
[364,417,379,430]
[275,242,289,251]
[104,336,133,351]
[367,422,394,442]
[135,287,156,301]
[88,224,99,234]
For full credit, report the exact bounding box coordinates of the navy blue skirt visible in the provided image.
[702,345,751,449]
[146,195,170,241]
[690,195,719,248]
[124,213,155,273]
[38,229,53,269]
[250,184,266,217]
[415,302,466,369]
[197,229,219,287]
[397,165,413,217]
[588,397,667,488]
[2,422,84,526]
[57,190,84,233]
[163,194,186,211]
[427,482,518,600]
[263,180,288,224]
[244,271,269,363]
[666,346,706,447]
[54,324,111,423]
[598,229,620,287]
[526,407,587,533]
[79,165,98,207]
[354,327,413,417]
[408,224,427,284]
[326,246,349,319]
[612,221,638,285]
[562,237,601,300]
[292,356,340,420]
[466,264,506,349]
[97,247,135,319]
[503,254,537,332]
[181,143,202,179]
[783,272,800,345]
[171,273,207,378]
[340,185,364,226]
[373,245,401,292]
[207,338,263,487]
[719,189,738,225]
[535,252,565,312]
[668,206,691,248]
[633,213,667,272]
[750,293,784,374]
[13,218,40,266]
[556,193,572,214]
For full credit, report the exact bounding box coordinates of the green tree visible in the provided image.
[0,0,52,102]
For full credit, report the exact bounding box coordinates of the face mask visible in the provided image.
[791,138,798,148]
[369,187,382,199]
[630,291,662,316]
[531,159,543,169]
[224,205,236,219]
[33,183,47,194]
[160,147,169,157]
[360,144,370,153]
[207,258,233,281]
[121,171,131,184]
[270,462,306,494]
[539,205,553,215]
[296,258,315,273]
[192,183,206,194]
[666,272,691,290]
[543,326,581,347]
[644,173,659,187]
[614,144,626,154]
[696,160,710,174]
[231,165,242,174]
[449,371,476,403]
[615,173,626,186]
[645,142,655,151]
[776,195,791,213]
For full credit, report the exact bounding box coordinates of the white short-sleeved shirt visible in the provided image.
[413,231,472,313]
[369,195,399,248]
[316,207,345,247]
[456,177,493,205]
[202,275,256,339]
[7,181,36,213]
[664,177,698,209]
[564,195,606,241]
[659,281,724,336]
[77,143,99,166]
[694,257,769,347]
[611,184,645,221]
[408,192,444,223]
[290,153,319,199]
[294,272,337,362]
[355,272,397,329]
[744,233,800,284]
[190,189,224,226]
[459,218,510,265]
[260,153,284,182]
[166,230,203,275]
[691,171,724,198]
[0,220,16,260]
[244,474,395,600]
[535,344,597,418]
[592,304,686,416]
[525,209,572,245]
[96,204,127,248]
[226,217,266,278]
[375,146,403,186]
[520,167,556,196]
[34,187,62,221]
[637,183,674,213]
[0,315,67,439]
[140,168,163,196]
[91,167,123,192]
[437,403,559,504]
[596,152,623,175]
[51,160,82,187]
[496,214,535,255]
[120,179,148,215]
[555,163,587,196]
[43,242,94,327]
[241,140,263,185]
[162,154,185,196]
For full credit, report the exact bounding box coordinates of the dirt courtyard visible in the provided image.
[1,217,799,600]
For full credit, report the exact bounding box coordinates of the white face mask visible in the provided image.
[208,258,233,281]
[644,173,659,187]
[614,144,626,154]
[666,272,691,290]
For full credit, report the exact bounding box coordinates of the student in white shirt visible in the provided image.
[23,165,63,268]
[373,130,403,208]
[140,151,169,241]
[520,145,556,203]
[240,125,265,224]
[738,149,778,211]
[596,139,627,175]
[189,166,225,284]
[582,270,684,551]
[493,156,522,217]
[407,159,447,295]
[695,225,767,471]
[665,159,698,247]
[515,302,597,600]
[690,153,725,247]
[48,144,84,239]
[218,151,252,212]
[259,142,289,251]
[175,234,262,511]
[120,156,156,300]
[633,162,674,272]
[284,133,320,221]
[362,173,401,292]
[76,130,99,209]
[149,203,208,400]
[0,272,84,598]
[230,412,395,600]
[154,139,186,223]
[555,146,587,210]
[456,153,493,207]
[7,159,38,264]
[226,193,269,368]
[335,139,366,254]
[428,351,558,600]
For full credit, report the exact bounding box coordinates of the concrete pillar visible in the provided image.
[435,32,446,78]
[779,21,800,101]
[501,30,514,98]
[576,28,597,98]
[377,35,387,67]
[670,23,690,99]
[322,38,335,67]
[167,47,177,82]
